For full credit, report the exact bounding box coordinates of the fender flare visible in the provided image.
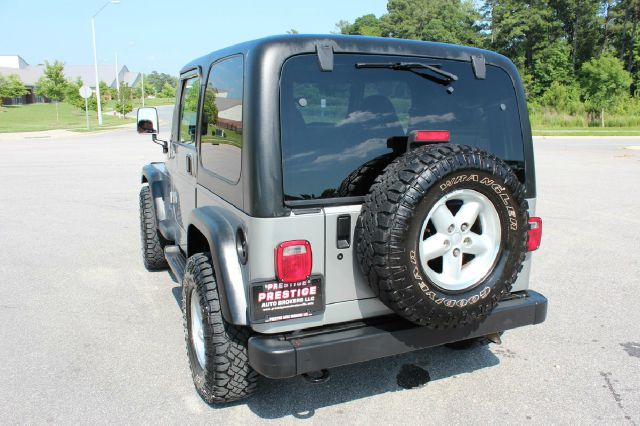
[141,162,169,228]
[189,206,248,326]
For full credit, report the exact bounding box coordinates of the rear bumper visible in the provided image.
[248,290,547,379]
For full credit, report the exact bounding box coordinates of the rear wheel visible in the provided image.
[139,185,169,270]
[182,253,257,404]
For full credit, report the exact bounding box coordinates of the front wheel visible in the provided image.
[182,253,257,404]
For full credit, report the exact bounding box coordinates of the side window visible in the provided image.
[200,56,244,182]
[177,76,200,145]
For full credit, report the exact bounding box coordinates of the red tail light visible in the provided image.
[413,130,450,142]
[527,217,542,251]
[276,240,312,283]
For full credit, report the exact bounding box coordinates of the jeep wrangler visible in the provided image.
[137,35,547,404]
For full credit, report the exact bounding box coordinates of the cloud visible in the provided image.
[337,111,395,126]
[311,138,386,165]
[286,150,317,161]
[409,112,456,125]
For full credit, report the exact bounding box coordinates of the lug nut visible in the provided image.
[453,248,460,257]
[461,223,469,232]
[463,237,471,246]
[444,239,450,248]
[447,224,455,233]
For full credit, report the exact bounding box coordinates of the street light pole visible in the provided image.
[91,0,120,126]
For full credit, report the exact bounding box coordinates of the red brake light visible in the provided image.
[413,130,450,143]
[527,217,542,251]
[276,240,312,283]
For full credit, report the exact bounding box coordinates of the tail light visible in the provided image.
[276,240,312,283]
[527,217,542,252]
[412,130,450,143]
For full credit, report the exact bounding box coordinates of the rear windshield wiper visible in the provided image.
[355,62,458,84]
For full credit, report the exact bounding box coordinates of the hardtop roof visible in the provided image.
[179,34,516,76]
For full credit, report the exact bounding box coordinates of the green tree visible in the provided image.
[160,81,176,99]
[286,29,299,34]
[0,74,28,101]
[579,54,632,126]
[35,60,67,122]
[539,81,583,113]
[65,78,97,112]
[382,0,483,46]
[339,14,384,36]
[147,71,178,94]
[99,81,111,101]
[530,39,574,97]
[484,0,564,71]
[115,82,133,117]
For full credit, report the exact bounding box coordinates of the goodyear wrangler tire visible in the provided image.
[356,144,529,328]
[182,253,257,404]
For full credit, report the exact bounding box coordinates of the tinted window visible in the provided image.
[178,76,200,144]
[200,56,244,182]
[280,54,525,201]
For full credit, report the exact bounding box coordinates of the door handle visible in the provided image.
[186,154,193,175]
[337,215,351,249]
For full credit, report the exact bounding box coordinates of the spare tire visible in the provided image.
[337,153,398,197]
[356,144,529,328]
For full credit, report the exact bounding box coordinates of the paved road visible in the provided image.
[0,132,639,424]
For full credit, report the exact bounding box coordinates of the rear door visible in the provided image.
[166,71,201,249]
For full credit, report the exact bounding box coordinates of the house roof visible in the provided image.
[0,61,141,88]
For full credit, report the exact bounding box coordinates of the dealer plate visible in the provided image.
[250,276,324,323]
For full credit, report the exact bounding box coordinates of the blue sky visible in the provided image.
[0,0,388,75]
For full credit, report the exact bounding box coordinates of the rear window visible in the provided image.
[280,54,525,201]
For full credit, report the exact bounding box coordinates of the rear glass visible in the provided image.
[280,54,525,201]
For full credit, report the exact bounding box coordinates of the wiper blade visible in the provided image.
[356,62,459,83]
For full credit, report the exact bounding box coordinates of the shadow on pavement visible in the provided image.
[161,270,500,419]
[243,343,499,419]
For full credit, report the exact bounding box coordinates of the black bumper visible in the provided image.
[248,290,547,379]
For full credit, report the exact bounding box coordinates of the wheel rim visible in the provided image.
[190,288,206,370]
[418,189,501,292]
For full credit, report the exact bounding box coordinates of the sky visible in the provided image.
[0,0,388,75]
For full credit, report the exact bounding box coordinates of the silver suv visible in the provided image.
[137,35,547,404]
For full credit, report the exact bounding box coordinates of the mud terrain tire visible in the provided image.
[182,253,257,404]
[356,144,529,328]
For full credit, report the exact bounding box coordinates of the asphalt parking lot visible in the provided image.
[0,125,638,424]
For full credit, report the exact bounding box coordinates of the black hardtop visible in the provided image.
[180,34,518,76]
[177,34,534,218]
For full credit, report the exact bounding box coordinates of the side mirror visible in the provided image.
[137,107,159,134]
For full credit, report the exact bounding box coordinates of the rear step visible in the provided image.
[164,245,187,282]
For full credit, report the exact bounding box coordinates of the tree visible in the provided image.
[35,60,67,121]
[146,71,178,94]
[99,81,111,101]
[159,81,176,99]
[65,77,97,112]
[485,0,564,71]
[539,81,583,113]
[115,82,133,117]
[382,0,483,46]
[579,54,632,126]
[286,29,299,34]
[530,39,574,97]
[339,14,384,36]
[0,74,28,101]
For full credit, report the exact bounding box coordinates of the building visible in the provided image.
[0,55,141,105]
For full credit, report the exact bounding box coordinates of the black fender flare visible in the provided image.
[188,206,248,326]
[141,163,170,228]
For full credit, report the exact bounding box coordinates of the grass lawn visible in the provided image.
[533,128,640,136]
[0,102,133,133]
